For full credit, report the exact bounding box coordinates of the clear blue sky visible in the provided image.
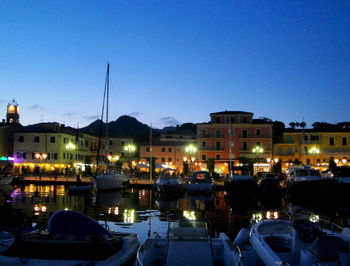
[1,1,349,129]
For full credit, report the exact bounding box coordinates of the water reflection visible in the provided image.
[1,183,350,244]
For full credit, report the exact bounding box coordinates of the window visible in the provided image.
[121,141,125,146]
[342,137,347,146]
[63,153,66,159]
[50,136,56,143]
[216,154,221,160]
[256,142,261,147]
[34,136,40,143]
[109,140,113,146]
[168,158,172,162]
[53,153,58,160]
[161,157,165,162]
[216,117,220,123]
[64,138,67,144]
[168,148,172,152]
[304,135,308,141]
[16,152,26,159]
[256,129,261,136]
[242,130,248,138]
[201,129,207,136]
[162,148,165,152]
[329,137,334,146]
[146,147,150,152]
[19,136,24,142]
[202,141,206,148]
[230,117,234,123]
[242,142,247,151]
[243,117,248,123]
[215,130,221,137]
[287,136,293,143]
[216,141,221,150]
[287,147,292,154]
[85,140,88,146]
[202,154,207,160]
[310,135,319,141]
[304,147,308,154]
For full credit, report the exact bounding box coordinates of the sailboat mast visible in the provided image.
[150,125,152,181]
[229,119,233,177]
[106,63,110,161]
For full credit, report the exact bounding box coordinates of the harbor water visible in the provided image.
[1,183,350,246]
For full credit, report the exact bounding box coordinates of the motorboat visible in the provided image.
[93,170,129,191]
[257,173,282,198]
[0,210,140,265]
[285,166,336,199]
[137,220,237,265]
[225,174,257,199]
[156,169,186,193]
[188,171,215,194]
[232,209,350,265]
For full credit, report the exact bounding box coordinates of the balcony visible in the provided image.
[199,134,224,139]
[323,148,349,155]
[275,152,295,156]
[239,135,271,139]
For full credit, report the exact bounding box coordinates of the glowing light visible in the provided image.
[185,144,197,153]
[65,143,76,150]
[334,159,339,164]
[274,158,279,163]
[252,146,264,154]
[183,210,196,220]
[266,158,271,163]
[252,213,263,223]
[309,214,319,223]
[342,159,347,164]
[123,209,135,223]
[124,144,136,152]
[309,147,320,155]
[107,155,112,161]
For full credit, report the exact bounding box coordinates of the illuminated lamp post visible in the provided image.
[65,142,76,174]
[35,152,47,179]
[252,146,264,174]
[309,147,320,166]
[124,144,136,168]
[342,159,347,165]
[185,144,197,174]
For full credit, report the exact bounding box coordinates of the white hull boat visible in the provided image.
[137,220,237,266]
[93,171,129,191]
[156,169,186,193]
[232,210,350,265]
[188,171,215,194]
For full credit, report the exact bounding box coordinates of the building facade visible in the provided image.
[197,111,273,174]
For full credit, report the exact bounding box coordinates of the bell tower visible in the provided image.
[6,99,19,124]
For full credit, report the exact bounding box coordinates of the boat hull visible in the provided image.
[93,172,129,191]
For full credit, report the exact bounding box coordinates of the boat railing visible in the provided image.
[235,245,243,266]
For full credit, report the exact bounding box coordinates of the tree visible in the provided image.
[207,159,215,174]
[289,122,296,129]
[183,161,189,176]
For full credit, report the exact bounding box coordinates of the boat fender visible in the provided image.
[233,228,250,249]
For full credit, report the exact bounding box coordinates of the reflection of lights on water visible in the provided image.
[252,213,263,223]
[123,209,135,223]
[33,204,47,214]
[309,214,319,223]
[108,207,119,215]
[64,208,69,210]
[183,211,196,221]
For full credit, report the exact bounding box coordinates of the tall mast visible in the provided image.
[150,124,152,181]
[229,118,233,177]
[106,63,110,160]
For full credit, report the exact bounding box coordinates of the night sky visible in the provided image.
[1,1,349,129]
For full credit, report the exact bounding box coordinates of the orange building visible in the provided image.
[196,111,273,174]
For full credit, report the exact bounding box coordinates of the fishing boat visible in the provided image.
[137,220,237,265]
[0,210,140,265]
[156,169,186,193]
[188,171,215,194]
[93,64,129,191]
[232,209,350,265]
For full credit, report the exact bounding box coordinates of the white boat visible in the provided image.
[156,169,186,193]
[93,170,129,191]
[188,171,215,194]
[285,165,336,198]
[232,209,350,265]
[137,220,237,265]
[93,64,130,191]
[0,210,140,265]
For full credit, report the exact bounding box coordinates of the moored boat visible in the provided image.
[232,209,350,265]
[156,169,186,193]
[137,220,237,265]
[0,210,140,265]
[188,171,215,194]
[225,174,257,199]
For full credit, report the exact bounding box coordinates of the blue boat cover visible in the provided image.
[48,210,113,238]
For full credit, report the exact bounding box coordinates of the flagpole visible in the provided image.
[150,124,152,181]
[229,120,233,177]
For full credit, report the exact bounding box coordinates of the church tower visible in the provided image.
[6,99,19,124]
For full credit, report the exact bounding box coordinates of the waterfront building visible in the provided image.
[197,111,273,174]
[139,130,197,172]
[274,127,350,171]
[12,122,134,175]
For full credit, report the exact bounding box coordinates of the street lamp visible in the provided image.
[35,152,47,179]
[185,144,197,174]
[309,147,320,166]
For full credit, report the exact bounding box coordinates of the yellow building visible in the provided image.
[274,129,350,171]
